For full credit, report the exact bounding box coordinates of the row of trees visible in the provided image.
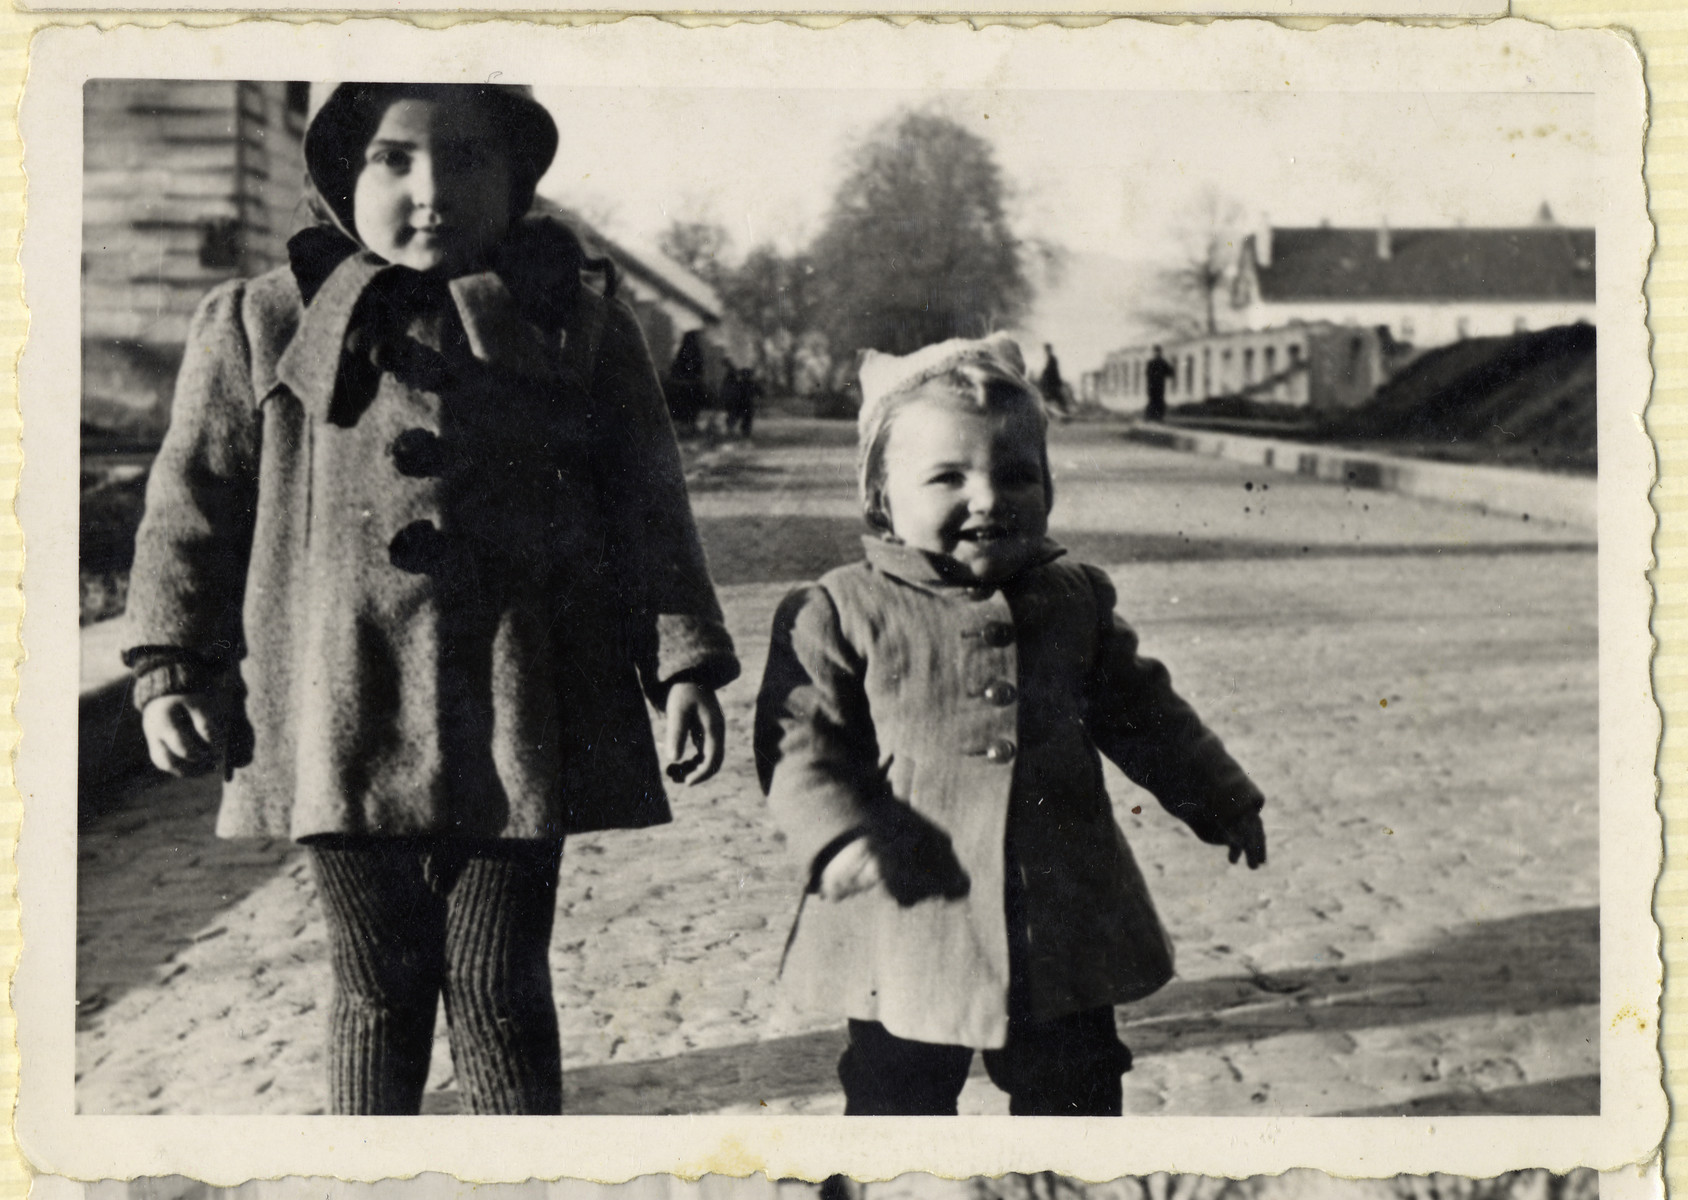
[658,110,1249,399]
[658,110,1036,398]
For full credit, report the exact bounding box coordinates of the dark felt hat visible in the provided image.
[303,83,560,235]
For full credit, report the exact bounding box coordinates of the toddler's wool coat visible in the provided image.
[755,537,1263,1050]
[126,219,738,842]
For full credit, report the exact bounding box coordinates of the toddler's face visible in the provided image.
[880,390,1050,584]
[353,97,514,275]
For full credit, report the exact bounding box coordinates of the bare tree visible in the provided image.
[658,219,733,286]
[1136,187,1245,339]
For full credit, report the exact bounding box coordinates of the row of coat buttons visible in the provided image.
[967,617,1017,764]
[389,427,449,574]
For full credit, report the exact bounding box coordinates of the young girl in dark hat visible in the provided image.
[125,83,739,1114]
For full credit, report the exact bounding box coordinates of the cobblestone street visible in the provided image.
[75,418,1600,1116]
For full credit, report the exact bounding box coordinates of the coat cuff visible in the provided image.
[124,647,223,710]
[652,614,741,698]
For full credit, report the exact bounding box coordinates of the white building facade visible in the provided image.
[1229,221,1595,348]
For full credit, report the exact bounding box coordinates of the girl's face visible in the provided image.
[880,389,1050,583]
[353,97,515,275]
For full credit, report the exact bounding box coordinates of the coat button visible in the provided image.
[981,622,1015,648]
[984,739,1017,764]
[966,585,994,601]
[982,681,1018,706]
[389,519,451,575]
[391,428,447,477]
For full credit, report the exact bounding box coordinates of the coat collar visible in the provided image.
[860,534,1067,593]
[272,238,568,421]
[272,251,391,421]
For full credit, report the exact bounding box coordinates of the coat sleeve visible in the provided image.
[1081,563,1264,845]
[755,583,884,875]
[590,297,739,704]
[123,280,261,706]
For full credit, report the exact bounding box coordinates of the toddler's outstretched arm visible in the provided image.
[1080,565,1268,868]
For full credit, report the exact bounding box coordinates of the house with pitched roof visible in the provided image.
[1229,213,1595,347]
[1086,210,1596,415]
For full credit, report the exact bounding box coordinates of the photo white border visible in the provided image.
[8,0,1509,17]
[14,15,1662,1183]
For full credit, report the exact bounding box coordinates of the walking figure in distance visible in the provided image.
[1144,344,1175,422]
[666,329,710,434]
[1038,342,1069,414]
[721,363,761,438]
[125,83,738,1114]
[756,334,1266,1116]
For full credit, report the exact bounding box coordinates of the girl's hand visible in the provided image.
[1227,813,1267,869]
[663,682,725,785]
[818,836,883,901]
[141,694,222,777]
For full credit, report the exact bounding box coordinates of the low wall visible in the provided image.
[1126,424,1597,531]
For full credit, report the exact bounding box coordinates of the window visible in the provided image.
[1202,349,1211,396]
[1184,356,1195,395]
[1288,344,1302,365]
[286,81,311,116]
[1264,346,1277,376]
[1243,348,1255,384]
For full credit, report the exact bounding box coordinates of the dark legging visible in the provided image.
[308,837,564,1114]
[839,1007,1133,1116]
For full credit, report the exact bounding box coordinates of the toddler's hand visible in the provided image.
[663,682,725,786]
[141,694,222,777]
[1227,813,1267,869]
[817,836,883,902]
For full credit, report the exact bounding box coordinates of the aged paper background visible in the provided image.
[0,2,1675,1193]
[8,0,1509,17]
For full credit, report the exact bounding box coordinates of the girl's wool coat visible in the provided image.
[755,538,1263,1050]
[126,221,738,842]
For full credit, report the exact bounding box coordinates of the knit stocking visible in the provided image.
[442,842,565,1114]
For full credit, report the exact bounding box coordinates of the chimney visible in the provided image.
[1376,218,1392,260]
[1536,201,1556,225]
[1255,213,1273,267]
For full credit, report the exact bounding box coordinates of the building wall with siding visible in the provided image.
[83,79,307,441]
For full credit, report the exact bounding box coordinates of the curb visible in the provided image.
[1125,423,1596,532]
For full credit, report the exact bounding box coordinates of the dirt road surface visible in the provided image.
[75,418,1599,1116]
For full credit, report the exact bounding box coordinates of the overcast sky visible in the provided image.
[534,87,1603,372]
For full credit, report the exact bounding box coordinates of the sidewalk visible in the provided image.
[1124,423,1597,532]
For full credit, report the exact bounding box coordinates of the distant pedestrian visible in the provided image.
[1144,345,1175,422]
[1039,343,1069,413]
[721,363,760,438]
[756,333,1266,1117]
[666,329,711,433]
[123,83,738,1116]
